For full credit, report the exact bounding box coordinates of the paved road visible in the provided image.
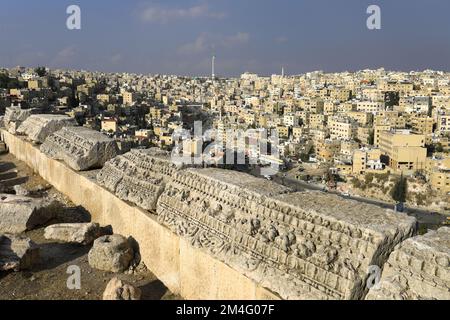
[247,168,447,229]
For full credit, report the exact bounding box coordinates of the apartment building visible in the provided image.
[379,130,427,173]
[329,117,357,140]
[352,148,383,175]
[356,101,385,114]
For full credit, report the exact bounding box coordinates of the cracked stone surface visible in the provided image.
[17,114,77,144]
[97,148,183,211]
[366,227,450,300]
[0,194,60,234]
[40,126,119,171]
[156,168,417,300]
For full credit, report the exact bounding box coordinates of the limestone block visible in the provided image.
[0,194,60,234]
[97,148,182,211]
[103,277,141,300]
[4,107,33,134]
[366,227,450,300]
[44,222,110,245]
[40,126,119,171]
[0,234,40,271]
[17,114,77,144]
[156,168,417,300]
[88,234,134,273]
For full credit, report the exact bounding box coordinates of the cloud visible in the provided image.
[50,46,77,67]
[275,36,288,44]
[110,54,123,64]
[178,32,250,55]
[139,3,225,24]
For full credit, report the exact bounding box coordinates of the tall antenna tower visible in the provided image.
[212,54,216,80]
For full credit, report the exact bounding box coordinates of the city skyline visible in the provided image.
[2,0,450,76]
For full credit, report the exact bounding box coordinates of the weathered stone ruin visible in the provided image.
[103,277,142,300]
[0,194,60,234]
[156,168,417,300]
[0,234,40,271]
[366,227,450,300]
[97,148,182,211]
[4,107,33,134]
[1,127,448,300]
[88,234,135,273]
[44,222,110,245]
[40,126,119,171]
[16,114,77,144]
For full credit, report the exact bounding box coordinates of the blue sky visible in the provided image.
[1,0,450,76]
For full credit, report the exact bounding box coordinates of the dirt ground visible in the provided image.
[0,152,180,300]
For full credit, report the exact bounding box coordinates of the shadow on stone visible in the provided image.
[127,236,141,266]
[0,162,16,172]
[32,242,91,273]
[1,177,28,187]
[0,172,18,181]
[50,206,92,225]
[139,279,170,300]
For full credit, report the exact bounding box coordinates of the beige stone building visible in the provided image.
[379,130,427,173]
[329,117,357,141]
[316,139,340,162]
[101,118,118,133]
[352,148,382,175]
[426,157,450,194]
[123,92,139,106]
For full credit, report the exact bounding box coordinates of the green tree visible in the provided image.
[34,67,47,77]
[0,73,9,88]
[391,174,408,203]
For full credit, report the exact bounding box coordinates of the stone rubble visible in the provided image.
[0,234,40,271]
[366,227,450,300]
[13,184,30,196]
[40,126,119,171]
[44,222,110,245]
[0,194,60,234]
[16,114,77,144]
[88,234,135,273]
[3,107,33,134]
[102,277,142,300]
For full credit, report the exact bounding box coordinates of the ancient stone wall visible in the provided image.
[40,126,119,171]
[3,128,448,300]
[366,227,450,300]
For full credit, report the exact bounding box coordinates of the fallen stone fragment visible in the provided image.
[103,277,141,300]
[16,114,77,144]
[13,184,30,196]
[0,194,60,234]
[88,235,134,273]
[40,126,119,171]
[4,107,33,134]
[44,222,110,245]
[0,234,40,271]
[366,227,450,300]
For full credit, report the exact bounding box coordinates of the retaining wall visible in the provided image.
[0,129,279,300]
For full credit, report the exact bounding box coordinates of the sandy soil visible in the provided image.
[0,152,180,300]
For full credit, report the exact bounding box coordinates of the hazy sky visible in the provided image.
[1,0,450,76]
